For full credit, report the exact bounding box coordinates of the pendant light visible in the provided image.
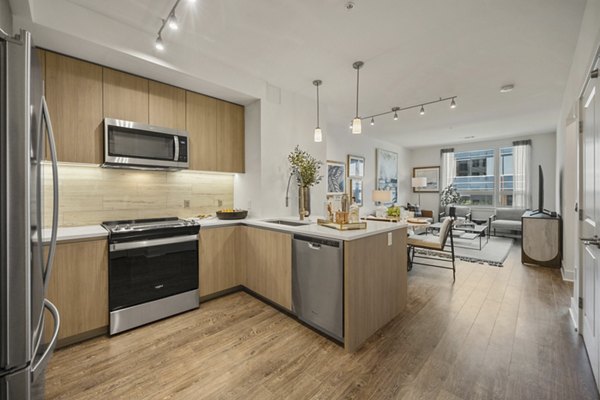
[351,61,364,134]
[313,80,323,142]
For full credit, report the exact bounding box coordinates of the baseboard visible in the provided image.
[561,262,575,282]
[570,297,579,332]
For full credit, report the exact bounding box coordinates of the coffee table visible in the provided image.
[428,222,489,250]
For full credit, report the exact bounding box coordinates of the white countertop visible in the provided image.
[42,217,407,243]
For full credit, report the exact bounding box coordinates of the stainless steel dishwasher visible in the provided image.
[292,234,344,342]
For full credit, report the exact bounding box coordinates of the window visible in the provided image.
[498,147,513,206]
[453,149,494,206]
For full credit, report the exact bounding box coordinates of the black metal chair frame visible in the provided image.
[407,223,456,281]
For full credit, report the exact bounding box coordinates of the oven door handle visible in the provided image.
[110,234,198,252]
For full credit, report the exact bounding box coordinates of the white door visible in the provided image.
[581,66,600,387]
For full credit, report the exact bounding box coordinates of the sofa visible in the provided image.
[489,208,526,237]
[439,205,472,223]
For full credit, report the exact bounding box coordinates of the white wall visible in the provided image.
[0,0,12,33]
[326,128,410,217]
[555,0,600,325]
[409,132,557,219]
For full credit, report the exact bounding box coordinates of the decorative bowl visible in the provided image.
[216,210,248,220]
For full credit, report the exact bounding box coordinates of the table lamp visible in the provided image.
[411,177,427,206]
[373,190,392,217]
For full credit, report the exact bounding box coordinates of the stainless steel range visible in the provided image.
[102,217,200,335]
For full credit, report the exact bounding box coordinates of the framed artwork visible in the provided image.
[349,179,363,206]
[413,166,440,192]
[327,160,346,195]
[376,148,398,203]
[347,154,365,178]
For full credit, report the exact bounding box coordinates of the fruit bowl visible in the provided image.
[216,209,248,220]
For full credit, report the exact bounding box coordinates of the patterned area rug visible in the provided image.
[415,236,514,267]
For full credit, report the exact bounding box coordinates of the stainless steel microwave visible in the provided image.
[103,118,189,170]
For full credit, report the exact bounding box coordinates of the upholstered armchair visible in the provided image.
[439,205,471,224]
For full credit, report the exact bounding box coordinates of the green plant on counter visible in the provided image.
[288,145,323,188]
[387,205,401,217]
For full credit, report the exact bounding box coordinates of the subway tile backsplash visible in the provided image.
[43,163,234,227]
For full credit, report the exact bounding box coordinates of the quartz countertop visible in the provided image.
[42,216,407,243]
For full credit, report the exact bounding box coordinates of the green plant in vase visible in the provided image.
[440,184,460,208]
[288,145,323,217]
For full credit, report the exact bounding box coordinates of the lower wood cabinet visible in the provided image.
[44,239,108,345]
[244,227,292,310]
[199,226,239,297]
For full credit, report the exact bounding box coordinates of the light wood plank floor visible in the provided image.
[46,245,599,399]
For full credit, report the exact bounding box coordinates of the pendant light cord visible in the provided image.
[355,67,360,118]
[317,84,320,127]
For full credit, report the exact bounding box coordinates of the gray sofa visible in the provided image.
[489,208,526,236]
[439,205,471,223]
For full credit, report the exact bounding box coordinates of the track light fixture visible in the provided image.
[154,0,194,51]
[347,63,457,131]
[313,80,323,142]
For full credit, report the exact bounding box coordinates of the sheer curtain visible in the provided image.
[512,140,532,208]
[440,148,456,190]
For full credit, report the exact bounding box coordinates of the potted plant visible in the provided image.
[440,184,460,213]
[288,145,323,216]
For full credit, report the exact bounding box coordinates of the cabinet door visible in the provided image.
[103,68,149,123]
[186,91,217,171]
[45,52,104,163]
[44,240,108,342]
[216,101,245,173]
[199,227,238,296]
[245,227,292,310]
[149,81,185,130]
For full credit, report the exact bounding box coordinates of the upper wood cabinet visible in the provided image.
[103,68,149,123]
[45,52,104,163]
[244,227,292,310]
[217,101,245,173]
[186,91,217,171]
[149,81,186,130]
[44,239,108,345]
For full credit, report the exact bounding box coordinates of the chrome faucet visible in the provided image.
[285,167,308,220]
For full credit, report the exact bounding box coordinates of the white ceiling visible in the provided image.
[12,0,587,148]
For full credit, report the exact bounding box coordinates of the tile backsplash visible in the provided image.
[43,163,234,227]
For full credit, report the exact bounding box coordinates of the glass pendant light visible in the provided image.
[450,97,457,109]
[313,80,323,142]
[352,61,364,134]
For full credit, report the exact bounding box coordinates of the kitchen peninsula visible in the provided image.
[43,218,408,352]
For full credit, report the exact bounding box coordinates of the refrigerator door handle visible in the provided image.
[30,299,60,382]
[40,96,59,291]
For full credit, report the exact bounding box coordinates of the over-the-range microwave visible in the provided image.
[103,118,189,170]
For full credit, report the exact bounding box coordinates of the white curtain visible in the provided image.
[512,140,531,208]
[440,149,456,190]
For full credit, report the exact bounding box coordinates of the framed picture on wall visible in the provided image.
[349,179,363,206]
[376,148,398,203]
[327,160,346,195]
[347,155,365,179]
[413,166,440,192]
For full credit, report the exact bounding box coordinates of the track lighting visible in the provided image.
[313,80,323,142]
[370,117,375,126]
[351,61,364,134]
[168,14,179,30]
[154,0,195,51]
[450,98,456,109]
[155,36,164,51]
[419,105,425,115]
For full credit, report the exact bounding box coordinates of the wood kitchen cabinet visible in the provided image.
[44,239,108,346]
[199,226,239,297]
[44,51,104,163]
[186,91,217,171]
[216,101,245,173]
[149,81,186,130]
[244,227,292,310]
[103,67,149,123]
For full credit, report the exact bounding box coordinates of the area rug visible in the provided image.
[415,236,514,267]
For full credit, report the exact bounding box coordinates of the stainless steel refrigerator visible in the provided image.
[0,29,60,399]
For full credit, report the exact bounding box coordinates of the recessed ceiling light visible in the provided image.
[500,84,514,93]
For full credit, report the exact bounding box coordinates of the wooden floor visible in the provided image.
[46,245,599,400]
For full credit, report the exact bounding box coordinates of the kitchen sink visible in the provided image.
[263,219,311,227]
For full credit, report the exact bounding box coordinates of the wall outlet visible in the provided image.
[183,200,190,208]
[217,199,223,207]
[388,232,392,246]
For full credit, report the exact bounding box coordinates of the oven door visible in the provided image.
[109,235,199,311]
